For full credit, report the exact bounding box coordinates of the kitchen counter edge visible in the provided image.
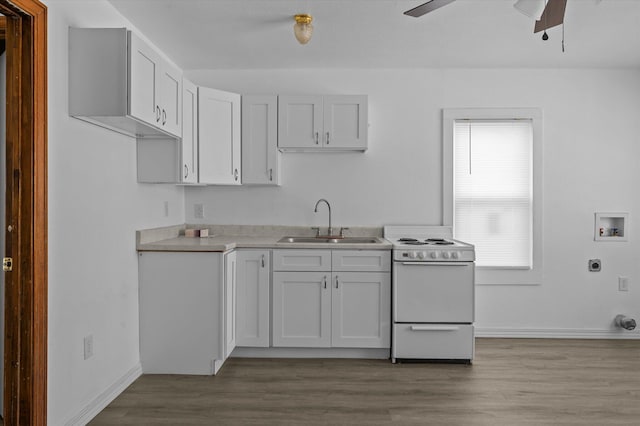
[137,235,393,252]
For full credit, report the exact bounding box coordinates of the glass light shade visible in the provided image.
[294,14,313,45]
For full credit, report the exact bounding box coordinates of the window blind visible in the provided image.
[453,120,533,268]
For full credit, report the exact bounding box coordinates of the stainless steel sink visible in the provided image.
[278,236,382,244]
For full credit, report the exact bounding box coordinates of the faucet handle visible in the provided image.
[311,227,320,237]
[339,227,350,238]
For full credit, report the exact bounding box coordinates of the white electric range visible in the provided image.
[384,225,476,363]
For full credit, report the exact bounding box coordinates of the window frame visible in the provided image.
[443,108,543,286]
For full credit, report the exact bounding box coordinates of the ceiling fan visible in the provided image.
[404,0,568,34]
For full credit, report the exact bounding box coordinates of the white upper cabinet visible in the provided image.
[277,95,324,149]
[181,78,199,183]
[323,96,368,150]
[242,95,280,185]
[159,61,183,137]
[278,95,368,151]
[128,31,182,137]
[69,28,182,138]
[198,87,242,185]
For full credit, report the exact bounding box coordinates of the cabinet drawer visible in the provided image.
[332,250,390,272]
[273,250,331,271]
[392,324,474,361]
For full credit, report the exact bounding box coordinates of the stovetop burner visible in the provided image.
[396,237,456,246]
[427,238,455,245]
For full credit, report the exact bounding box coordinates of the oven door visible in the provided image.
[393,261,474,323]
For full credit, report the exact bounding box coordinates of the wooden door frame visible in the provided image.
[0,0,47,424]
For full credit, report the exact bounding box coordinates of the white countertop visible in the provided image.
[137,234,392,252]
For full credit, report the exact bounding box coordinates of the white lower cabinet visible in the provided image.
[331,272,390,348]
[236,250,271,347]
[272,249,390,349]
[272,271,332,347]
[138,251,236,375]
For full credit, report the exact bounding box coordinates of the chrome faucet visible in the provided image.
[314,198,332,237]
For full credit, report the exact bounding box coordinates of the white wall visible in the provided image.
[46,1,185,424]
[184,68,640,336]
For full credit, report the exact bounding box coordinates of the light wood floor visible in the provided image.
[91,339,640,425]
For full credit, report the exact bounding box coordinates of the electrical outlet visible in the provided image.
[619,276,629,292]
[84,334,94,360]
[164,201,169,217]
[194,203,205,219]
[588,259,601,272]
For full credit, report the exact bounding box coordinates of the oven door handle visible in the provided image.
[410,325,461,332]
[399,262,470,266]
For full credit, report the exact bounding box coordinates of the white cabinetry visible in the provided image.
[236,250,271,347]
[224,250,237,357]
[199,87,242,185]
[128,31,182,137]
[181,78,199,183]
[242,95,280,185]
[278,95,368,151]
[138,251,235,375]
[69,28,182,138]
[273,271,332,347]
[272,250,390,348]
[137,78,198,183]
[331,271,390,348]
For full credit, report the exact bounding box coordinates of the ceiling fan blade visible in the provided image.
[404,0,456,18]
[534,0,567,33]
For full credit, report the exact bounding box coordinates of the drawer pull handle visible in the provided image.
[410,325,460,332]
[261,255,265,268]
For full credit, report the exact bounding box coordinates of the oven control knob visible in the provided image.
[451,252,459,259]
[418,252,425,259]
[442,252,451,259]
[408,251,417,259]
[430,252,438,259]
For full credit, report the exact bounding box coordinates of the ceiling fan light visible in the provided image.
[294,14,313,45]
[513,0,546,20]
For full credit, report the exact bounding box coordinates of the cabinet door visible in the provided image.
[198,87,242,184]
[236,250,271,347]
[159,61,182,137]
[272,271,331,347]
[331,272,390,348]
[242,95,280,185]
[277,95,323,149]
[224,251,237,358]
[323,95,368,150]
[181,79,198,183]
[128,31,161,127]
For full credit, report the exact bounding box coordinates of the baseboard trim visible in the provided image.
[232,347,390,359]
[64,363,142,426]
[476,327,640,339]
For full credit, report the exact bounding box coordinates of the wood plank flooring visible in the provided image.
[90,339,640,425]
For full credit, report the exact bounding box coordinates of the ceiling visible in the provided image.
[107,0,640,70]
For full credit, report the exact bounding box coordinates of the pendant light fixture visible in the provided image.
[293,14,314,45]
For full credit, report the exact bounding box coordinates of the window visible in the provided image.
[443,109,543,285]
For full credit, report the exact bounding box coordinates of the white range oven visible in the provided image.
[384,225,475,363]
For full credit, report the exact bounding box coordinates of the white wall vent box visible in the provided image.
[594,212,628,241]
